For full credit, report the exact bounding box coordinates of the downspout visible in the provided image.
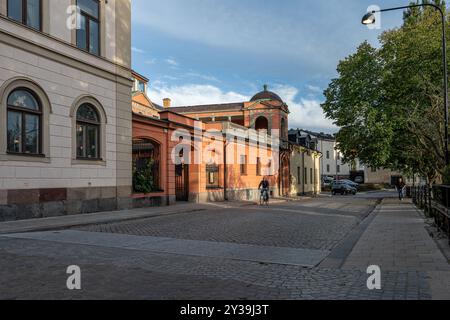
[302,149,306,196]
[279,150,282,197]
[313,152,317,196]
[223,138,228,201]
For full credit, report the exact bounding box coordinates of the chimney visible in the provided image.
[163,98,171,108]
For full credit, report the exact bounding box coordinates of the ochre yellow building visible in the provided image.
[289,143,322,196]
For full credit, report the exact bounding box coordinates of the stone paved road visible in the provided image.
[75,197,377,251]
[0,192,448,300]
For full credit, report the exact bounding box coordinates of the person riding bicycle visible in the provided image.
[258,177,270,202]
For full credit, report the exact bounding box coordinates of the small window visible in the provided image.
[138,81,146,93]
[326,151,330,159]
[280,118,286,139]
[7,0,42,30]
[240,155,247,175]
[304,167,307,184]
[7,89,42,155]
[267,160,273,176]
[256,157,261,176]
[76,104,100,160]
[327,164,330,173]
[310,168,313,185]
[76,0,100,55]
[337,165,341,173]
[206,164,220,189]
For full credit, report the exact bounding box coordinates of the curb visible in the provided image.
[0,207,206,235]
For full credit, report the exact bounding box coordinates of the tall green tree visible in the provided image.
[322,0,449,183]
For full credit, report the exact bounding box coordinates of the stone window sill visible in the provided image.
[72,159,107,166]
[206,187,223,190]
[0,154,51,163]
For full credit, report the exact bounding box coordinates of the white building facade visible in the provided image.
[0,0,133,221]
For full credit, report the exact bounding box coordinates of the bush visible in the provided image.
[133,160,155,194]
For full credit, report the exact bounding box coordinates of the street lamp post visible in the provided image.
[362,3,450,166]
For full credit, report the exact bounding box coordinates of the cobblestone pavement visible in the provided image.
[75,197,376,251]
[0,192,448,300]
[0,238,431,300]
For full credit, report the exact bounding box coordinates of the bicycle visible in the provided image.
[260,188,269,206]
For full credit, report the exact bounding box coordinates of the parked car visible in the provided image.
[322,176,334,187]
[339,179,359,188]
[354,176,364,184]
[332,181,357,195]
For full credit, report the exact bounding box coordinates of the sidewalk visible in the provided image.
[342,198,450,299]
[0,198,287,235]
[0,203,211,235]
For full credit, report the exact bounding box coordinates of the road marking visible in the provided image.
[2,230,331,268]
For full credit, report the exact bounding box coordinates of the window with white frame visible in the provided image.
[76,104,100,160]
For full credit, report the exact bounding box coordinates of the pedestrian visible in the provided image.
[395,178,406,201]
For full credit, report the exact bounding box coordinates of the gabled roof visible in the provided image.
[132,91,155,107]
[290,129,336,141]
[169,102,244,114]
[131,70,149,83]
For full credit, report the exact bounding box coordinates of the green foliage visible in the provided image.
[442,165,450,184]
[322,0,448,182]
[133,159,155,194]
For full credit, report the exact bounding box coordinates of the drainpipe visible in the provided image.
[302,149,306,196]
[313,153,317,196]
[223,139,228,201]
[279,151,282,197]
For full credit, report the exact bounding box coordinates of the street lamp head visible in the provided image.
[362,12,376,25]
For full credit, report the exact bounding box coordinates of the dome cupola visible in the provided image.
[250,84,283,103]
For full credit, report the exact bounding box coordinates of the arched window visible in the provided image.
[7,88,42,155]
[76,104,100,159]
[255,116,269,131]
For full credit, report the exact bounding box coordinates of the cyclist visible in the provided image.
[258,177,270,205]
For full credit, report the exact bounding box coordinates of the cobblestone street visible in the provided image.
[0,191,449,300]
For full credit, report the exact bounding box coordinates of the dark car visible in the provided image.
[332,181,357,195]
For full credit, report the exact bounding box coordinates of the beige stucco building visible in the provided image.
[289,143,322,196]
[365,167,421,186]
[0,0,133,221]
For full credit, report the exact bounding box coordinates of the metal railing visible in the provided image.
[412,185,450,245]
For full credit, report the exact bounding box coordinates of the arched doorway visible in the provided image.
[255,116,269,132]
[175,148,190,201]
[132,138,160,193]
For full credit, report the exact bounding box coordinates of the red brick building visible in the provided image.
[131,74,291,205]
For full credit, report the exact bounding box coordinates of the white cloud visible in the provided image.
[274,85,337,133]
[132,46,145,54]
[307,85,322,94]
[145,58,157,64]
[185,72,220,82]
[131,0,387,74]
[148,83,249,106]
[165,58,179,67]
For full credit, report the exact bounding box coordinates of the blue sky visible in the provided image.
[131,0,407,133]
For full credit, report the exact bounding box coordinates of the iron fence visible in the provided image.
[412,185,450,245]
